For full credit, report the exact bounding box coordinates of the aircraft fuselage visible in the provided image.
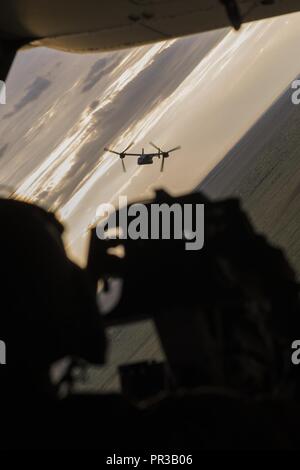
[137,155,155,165]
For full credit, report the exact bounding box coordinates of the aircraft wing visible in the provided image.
[124,153,162,157]
[1,0,300,79]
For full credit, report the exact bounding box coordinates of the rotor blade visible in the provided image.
[160,156,165,173]
[167,146,181,153]
[104,147,120,155]
[122,141,134,153]
[121,158,126,173]
[150,142,161,152]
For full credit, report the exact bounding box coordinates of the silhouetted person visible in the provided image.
[0,199,106,391]
[0,198,139,449]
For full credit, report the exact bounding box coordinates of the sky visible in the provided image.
[1,13,300,265]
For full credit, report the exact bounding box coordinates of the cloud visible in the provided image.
[4,76,51,118]
[0,143,8,159]
[81,56,122,93]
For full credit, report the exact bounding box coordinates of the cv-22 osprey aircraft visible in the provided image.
[104,142,181,173]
